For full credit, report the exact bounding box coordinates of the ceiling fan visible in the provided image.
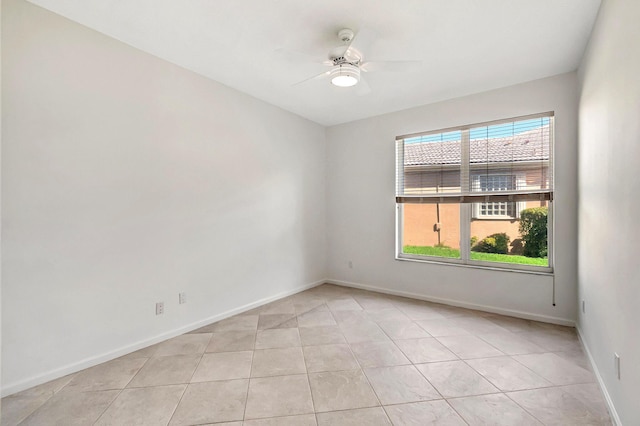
[288,27,422,94]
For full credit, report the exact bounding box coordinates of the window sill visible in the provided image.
[395,254,553,276]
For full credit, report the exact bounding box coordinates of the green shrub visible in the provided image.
[519,207,548,258]
[472,233,510,254]
[470,236,478,247]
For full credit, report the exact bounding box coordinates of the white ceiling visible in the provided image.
[27,0,601,126]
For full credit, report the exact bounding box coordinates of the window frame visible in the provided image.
[395,113,554,274]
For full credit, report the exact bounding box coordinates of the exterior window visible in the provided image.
[472,175,521,219]
[396,113,553,272]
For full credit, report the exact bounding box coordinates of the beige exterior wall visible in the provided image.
[403,203,460,248]
[403,200,545,253]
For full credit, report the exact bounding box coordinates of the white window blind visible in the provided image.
[396,113,553,204]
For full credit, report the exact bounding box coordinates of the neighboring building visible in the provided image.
[403,125,550,252]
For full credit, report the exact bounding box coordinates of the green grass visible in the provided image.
[469,251,548,266]
[403,245,548,266]
[403,245,461,259]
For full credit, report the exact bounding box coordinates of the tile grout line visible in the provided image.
[394,315,485,426]
[342,324,394,424]
[303,301,329,421]
[441,397,473,426]
[501,389,548,425]
[430,346,602,424]
[459,354,551,393]
[310,295,384,418]
[146,384,189,426]
[165,342,209,426]
[374,314,453,413]
[298,323,318,419]
[362,301,492,425]
[7,385,62,425]
[245,296,327,422]
[508,351,593,386]
[89,356,151,425]
[431,334,505,361]
[241,329,258,422]
[353,295,470,425]
[90,388,125,425]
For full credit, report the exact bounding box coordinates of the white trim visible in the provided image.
[395,204,403,257]
[326,278,573,326]
[1,279,325,397]
[396,252,553,274]
[575,326,622,426]
[515,174,527,217]
[547,199,554,270]
[460,203,472,262]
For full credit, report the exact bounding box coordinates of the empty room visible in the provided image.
[1,0,638,425]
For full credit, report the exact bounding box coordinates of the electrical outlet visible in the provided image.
[348,260,353,269]
[582,300,585,313]
[179,292,187,304]
[614,353,620,379]
[156,302,164,315]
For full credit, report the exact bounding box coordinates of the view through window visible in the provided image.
[396,113,553,271]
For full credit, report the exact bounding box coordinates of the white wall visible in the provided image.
[577,0,640,424]
[0,0,3,414]
[326,73,579,323]
[2,0,326,395]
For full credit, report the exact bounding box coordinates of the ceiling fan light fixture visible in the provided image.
[330,63,360,87]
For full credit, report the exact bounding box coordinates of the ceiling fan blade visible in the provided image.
[361,60,423,73]
[329,27,377,62]
[344,27,377,62]
[292,69,331,86]
[355,77,372,96]
[329,44,350,59]
[275,48,332,66]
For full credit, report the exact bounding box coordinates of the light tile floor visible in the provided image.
[2,284,612,425]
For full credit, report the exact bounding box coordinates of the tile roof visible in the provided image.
[404,125,550,166]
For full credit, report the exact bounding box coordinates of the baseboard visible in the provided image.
[576,326,622,426]
[326,278,575,327]
[2,279,324,397]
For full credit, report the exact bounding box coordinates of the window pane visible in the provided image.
[401,131,462,195]
[472,174,518,219]
[470,202,549,267]
[469,117,550,193]
[402,203,461,259]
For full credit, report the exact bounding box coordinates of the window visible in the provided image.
[471,174,523,219]
[396,113,553,271]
